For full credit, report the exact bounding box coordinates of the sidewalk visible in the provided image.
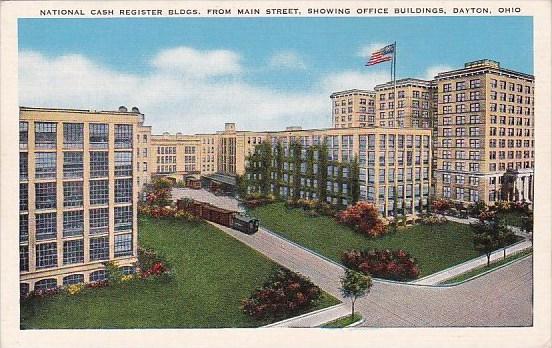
[410,240,532,285]
[263,304,351,328]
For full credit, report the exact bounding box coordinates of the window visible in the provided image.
[20,214,28,242]
[114,206,132,231]
[63,274,84,286]
[90,270,107,282]
[19,122,28,148]
[35,122,57,149]
[63,152,83,178]
[115,178,133,203]
[20,245,29,271]
[63,239,84,265]
[120,266,136,275]
[443,83,451,92]
[20,152,28,180]
[63,210,84,237]
[115,152,133,177]
[115,124,133,149]
[35,152,56,179]
[63,181,83,208]
[36,213,57,240]
[114,233,133,257]
[456,81,466,90]
[90,237,109,261]
[90,208,109,235]
[90,124,108,148]
[35,182,56,209]
[90,180,109,206]
[470,79,481,88]
[90,152,108,178]
[34,278,57,291]
[36,242,57,269]
[63,123,83,148]
[20,183,28,211]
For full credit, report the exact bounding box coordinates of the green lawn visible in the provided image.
[441,249,533,284]
[250,202,481,277]
[21,217,339,329]
[320,313,362,328]
[497,210,527,228]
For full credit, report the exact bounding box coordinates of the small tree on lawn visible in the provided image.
[471,220,501,267]
[340,269,372,320]
[497,220,517,260]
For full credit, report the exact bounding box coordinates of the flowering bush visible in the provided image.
[241,268,321,320]
[138,203,200,222]
[85,280,109,289]
[342,249,420,281]
[431,198,452,213]
[336,201,387,238]
[478,210,497,222]
[121,274,135,282]
[28,287,61,299]
[66,283,85,295]
[420,214,448,225]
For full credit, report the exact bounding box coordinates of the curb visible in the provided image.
[260,224,532,289]
[262,303,346,328]
[436,253,533,287]
[345,317,365,328]
[410,239,531,284]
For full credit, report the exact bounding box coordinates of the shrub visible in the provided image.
[336,201,387,238]
[431,198,452,213]
[420,214,448,225]
[66,283,85,296]
[342,249,420,281]
[241,268,321,320]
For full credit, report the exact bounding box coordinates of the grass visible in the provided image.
[497,210,527,228]
[441,249,533,284]
[320,313,362,328]
[250,202,482,277]
[20,217,339,329]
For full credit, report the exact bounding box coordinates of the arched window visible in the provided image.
[89,270,106,282]
[63,274,84,286]
[34,278,57,291]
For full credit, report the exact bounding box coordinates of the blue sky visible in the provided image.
[18,17,533,133]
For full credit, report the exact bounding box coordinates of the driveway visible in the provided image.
[212,223,532,327]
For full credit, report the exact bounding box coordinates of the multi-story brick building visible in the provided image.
[374,78,435,129]
[244,127,432,216]
[433,59,534,205]
[19,106,141,295]
[330,89,376,128]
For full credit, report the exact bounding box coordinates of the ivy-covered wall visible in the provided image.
[244,140,360,208]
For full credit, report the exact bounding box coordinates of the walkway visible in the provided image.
[410,240,532,285]
[212,223,533,327]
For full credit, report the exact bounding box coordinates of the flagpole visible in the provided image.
[393,41,397,127]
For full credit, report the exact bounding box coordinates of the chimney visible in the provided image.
[118,106,128,112]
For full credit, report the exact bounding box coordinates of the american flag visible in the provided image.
[365,44,395,66]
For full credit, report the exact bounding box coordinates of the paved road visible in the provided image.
[213,223,532,327]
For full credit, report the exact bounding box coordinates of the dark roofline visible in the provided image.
[20,106,143,116]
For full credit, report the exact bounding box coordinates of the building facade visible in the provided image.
[19,107,140,295]
[330,89,376,128]
[244,127,432,216]
[374,78,436,129]
[433,59,535,205]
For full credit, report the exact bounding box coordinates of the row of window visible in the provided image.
[441,186,480,202]
[378,90,431,100]
[19,206,132,242]
[20,179,133,211]
[20,235,133,271]
[19,122,133,149]
[20,151,132,180]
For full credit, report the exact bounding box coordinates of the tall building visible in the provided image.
[374,78,435,129]
[19,106,141,295]
[434,59,534,205]
[330,89,375,128]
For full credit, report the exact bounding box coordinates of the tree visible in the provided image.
[340,269,372,320]
[471,220,501,267]
[521,213,533,243]
[497,220,516,260]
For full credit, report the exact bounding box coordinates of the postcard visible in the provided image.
[1,1,550,348]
